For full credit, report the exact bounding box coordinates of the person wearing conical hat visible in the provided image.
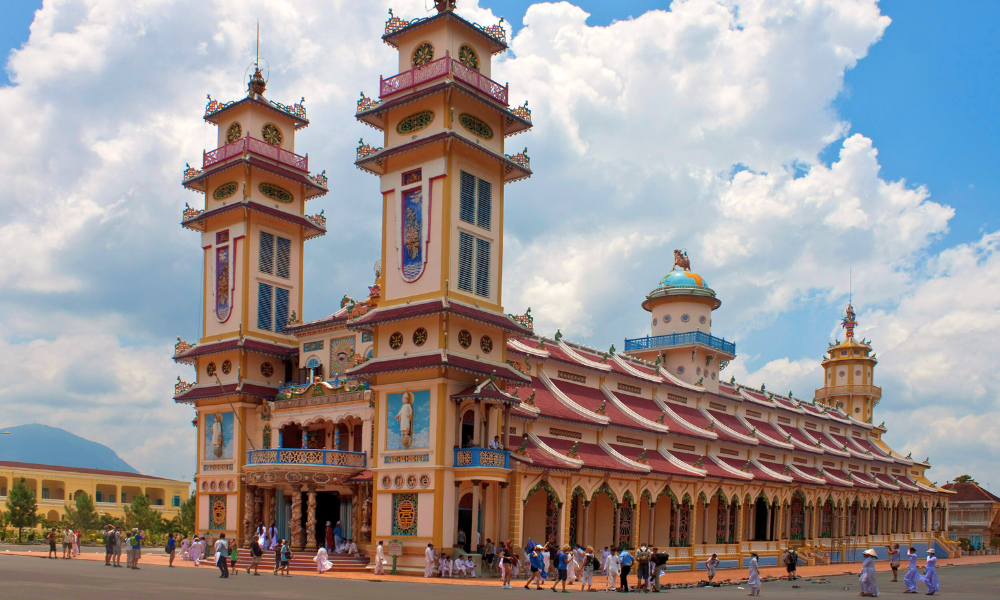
[919,548,939,595]
[859,548,879,597]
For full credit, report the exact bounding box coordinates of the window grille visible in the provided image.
[458,231,474,292]
[475,238,490,297]
[258,282,273,331]
[276,236,291,278]
[460,171,476,225]
[477,178,491,230]
[275,287,290,333]
[259,232,274,274]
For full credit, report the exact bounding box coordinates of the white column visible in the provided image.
[471,480,481,551]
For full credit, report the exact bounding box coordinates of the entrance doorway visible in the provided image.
[460,410,475,447]
[754,497,769,540]
[457,492,476,552]
[299,491,341,549]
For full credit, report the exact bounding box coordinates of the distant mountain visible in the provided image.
[0,424,138,473]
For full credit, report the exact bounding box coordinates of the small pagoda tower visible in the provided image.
[814,303,881,422]
[173,63,328,543]
[348,1,534,565]
[624,250,734,393]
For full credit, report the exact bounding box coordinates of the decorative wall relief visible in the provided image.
[215,246,231,322]
[392,493,418,536]
[209,494,227,530]
[329,335,356,377]
[205,412,234,459]
[386,390,430,450]
[400,187,426,282]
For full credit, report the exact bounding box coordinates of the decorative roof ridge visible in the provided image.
[204,95,309,129]
[599,439,651,473]
[508,338,550,358]
[526,431,584,468]
[735,412,792,449]
[651,393,718,440]
[382,8,508,54]
[600,383,668,433]
[656,446,708,477]
[611,354,663,383]
[748,457,794,483]
[785,462,826,484]
[557,340,612,372]
[658,367,706,393]
[698,405,758,445]
[706,452,754,480]
[538,370,610,425]
[821,431,868,459]
[766,419,822,454]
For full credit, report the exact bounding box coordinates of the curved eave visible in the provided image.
[641,288,721,311]
[382,11,508,56]
[355,131,531,183]
[181,200,326,240]
[205,96,310,130]
[182,157,328,199]
[357,82,531,137]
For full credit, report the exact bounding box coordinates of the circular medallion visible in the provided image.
[412,42,434,66]
[855,407,861,413]
[407,474,417,489]
[699,316,707,324]
[677,366,685,374]
[419,474,430,488]
[206,362,217,376]
[258,182,293,203]
[396,498,416,530]
[226,122,242,143]
[396,110,435,135]
[210,480,217,491]
[458,113,494,140]
[480,335,493,354]
[213,181,239,201]
[653,318,657,326]
[696,367,702,376]
[458,329,472,348]
[261,362,274,378]
[201,481,208,491]
[222,360,232,374]
[227,480,235,491]
[389,332,404,350]
[413,327,428,346]
[313,473,330,484]
[664,315,671,323]
[261,123,283,146]
[681,314,690,322]
[855,370,862,377]
[839,370,846,377]
[458,45,479,70]
[711,372,716,380]
[394,475,405,489]
[381,475,392,489]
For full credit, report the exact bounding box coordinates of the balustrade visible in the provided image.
[453,447,510,469]
[203,136,309,172]
[624,331,736,354]
[378,55,509,105]
[246,448,366,468]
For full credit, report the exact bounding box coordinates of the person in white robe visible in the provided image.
[859,548,879,597]
[180,536,191,561]
[439,555,452,577]
[424,543,436,577]
[191,537,203,567]
[374,541,387,575]
[464,557,476,578]
[269,526,279,551]
[919,549,939,595]
[903,547,919,593]
[313,546,333,573]
[602,547,611,573]
[347,539,359,557]
[605,549,620,592]
[747,552,761,596]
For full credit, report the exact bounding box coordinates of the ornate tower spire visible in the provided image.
[842,302,857,338]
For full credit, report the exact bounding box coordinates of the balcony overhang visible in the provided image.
[355,131,531,183]
[624,331,736,357]
[244,449,367,484]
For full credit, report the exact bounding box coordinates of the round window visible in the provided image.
[206,362,217,376]
[412,42,434,66]
[711,372,716,380]
[653,318,658,326]
[413,327,428,346]
[458,44,479,70]
[389,332,404,350]
[261,362,274,378]
[261,123,282,146]
[677,366,685,374]
[855,407,861,413]
[681,314,690,323]
[855,369,862,377]
[839,370,846,377]
[226,122,242,143]
[458,329,472,349]
[696,367,702,376]
[699,316,706,324]
[664,315,671,323]
[222,360,232,374]
[480,336,493,354]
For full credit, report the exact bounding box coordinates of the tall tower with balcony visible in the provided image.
[815,303,881,422]
[624,251,735,394]
[173,64,328,541]
[348,1,533,564]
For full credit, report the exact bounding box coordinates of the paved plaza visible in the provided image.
[1,551,999,599]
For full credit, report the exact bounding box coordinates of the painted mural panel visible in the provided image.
[215,246,231,321]
[400,187,425,281]
[329,335,356,377]
[392,493,418,536]
[205,412,234,460]
[209,494,227,530]
[386,390,430,450]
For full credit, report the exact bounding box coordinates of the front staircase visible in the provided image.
[229,550,370,574]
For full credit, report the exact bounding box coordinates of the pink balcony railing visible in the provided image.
[379,55,508,105]
[203,136,309,172]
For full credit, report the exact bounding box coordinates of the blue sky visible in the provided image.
[0,1,997,490]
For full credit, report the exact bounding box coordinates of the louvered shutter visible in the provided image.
[475,238,490,297]
[458,231,474,292]
[274,287,290,333]
[276,237,291,279]
[257,282,273,330]
[259,232,274,274]
[460,171,476,225]
[476,178,491,230]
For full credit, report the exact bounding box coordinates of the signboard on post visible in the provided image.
[387,538,404,574]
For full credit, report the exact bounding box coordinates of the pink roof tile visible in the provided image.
[536,436,644,473]
[549,380,655,433]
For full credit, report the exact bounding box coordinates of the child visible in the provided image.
[278,540,293,577]
[605,548,621,592]
[229,541,239,576]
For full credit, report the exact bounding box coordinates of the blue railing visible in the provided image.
[624,331,735,355]
[454,447,510,469]
[247,448,366,468]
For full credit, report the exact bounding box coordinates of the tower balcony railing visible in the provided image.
[379,54,509,105]
[246,448,366,469]
[624,331,736,355]
[203,136,309,172]
[814,384,882,399]
[454,447,510,469]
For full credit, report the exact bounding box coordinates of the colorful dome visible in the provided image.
[659,269,708,289]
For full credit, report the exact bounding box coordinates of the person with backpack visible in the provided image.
[166,533,176,567]
[103,526,113,565]
[129,529,144,569]
[636,544,651,591]
[112,526,123,567]
[278,539,293,577]
[248,534,263,575]
[785,547,798,581]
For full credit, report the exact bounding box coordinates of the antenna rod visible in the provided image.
[256,21,259,67]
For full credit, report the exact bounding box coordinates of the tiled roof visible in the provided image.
[174,382,278,404]
[548,380,651,432]
[519,378,604,425]
[173,337,297,364]
[509,436,579,471]
[670,452,732,479]
[0,461,184,483]
[346,352,530,384]
[941,482,1000,503]
[346,299,532,335]
[535,436,643,473]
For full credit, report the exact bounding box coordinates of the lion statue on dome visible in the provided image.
[673,249,690,271]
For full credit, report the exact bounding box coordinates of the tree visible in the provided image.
[123,494,165,533]
[953,475,978,484]
[63,491,100,533]
[177,493,196,536]
[5,478,38,543]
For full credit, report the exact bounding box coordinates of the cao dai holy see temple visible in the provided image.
[172,2,952,573]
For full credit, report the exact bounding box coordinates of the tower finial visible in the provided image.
[842,302,857,339]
